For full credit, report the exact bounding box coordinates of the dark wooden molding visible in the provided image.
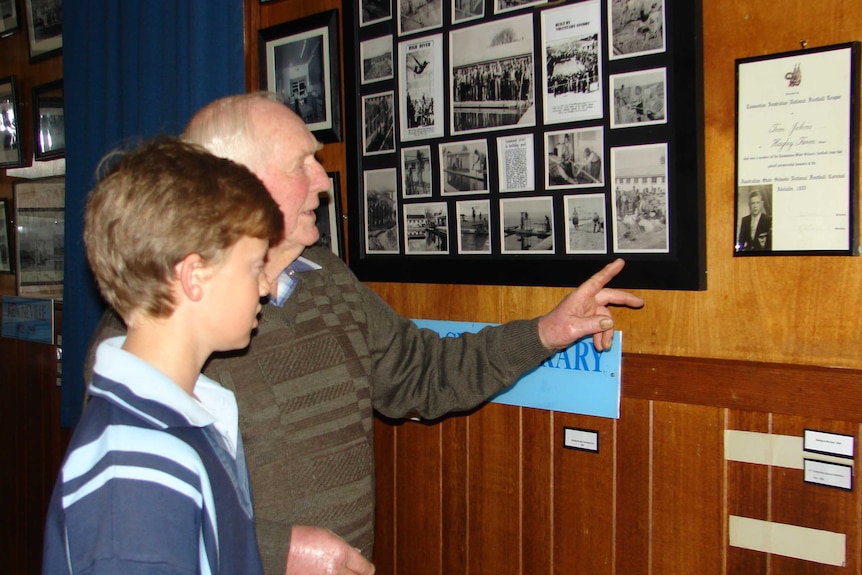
[622,353,862,422]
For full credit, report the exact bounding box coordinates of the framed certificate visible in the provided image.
[735,42,860,256]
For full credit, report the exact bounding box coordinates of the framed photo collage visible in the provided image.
[344,0,705,289]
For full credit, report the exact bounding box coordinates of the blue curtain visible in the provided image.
[61,1,244,427]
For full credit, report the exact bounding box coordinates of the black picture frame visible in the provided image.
[13,176,64,298]
[0,75,23,169]
[259,9,342,143]
[315,172,346,260]
[24,0,62,62]
[734,42,860,257]
[32,79,64,161]
[0,198,13,274]
[343,0,706,290]
[0,0,20,38]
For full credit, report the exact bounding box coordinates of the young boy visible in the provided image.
[42,137,284,574]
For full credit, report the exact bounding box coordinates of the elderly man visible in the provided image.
[88,92,644,575]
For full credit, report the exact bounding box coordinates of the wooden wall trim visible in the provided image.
[622,353,862,422]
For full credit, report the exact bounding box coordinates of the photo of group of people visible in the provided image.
[0,78,20,168]
[354,0,677,261]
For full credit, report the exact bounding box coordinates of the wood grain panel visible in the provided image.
[553,412,615,575]
[372,418,396,573]
[622,354,862,423]
[0,333,68,574]
[521,407,552,575]
[442,415,469,573]
[467,402,521,574]
[615,397,652,575]
[725,411,771,575]
[769,416,858,574]
[395,420,442,575]
[651,402,724,575]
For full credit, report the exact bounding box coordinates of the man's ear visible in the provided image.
[174,253,207,302]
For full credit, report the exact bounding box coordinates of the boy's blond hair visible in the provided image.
[84,137,283,321]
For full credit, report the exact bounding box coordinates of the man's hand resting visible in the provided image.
[285,525,375,575]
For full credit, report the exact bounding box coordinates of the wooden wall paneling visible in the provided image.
[369,281,503,324]
[0,334,67,574]
[467,402,521,574]
[769,415,858,574]
[21,341,51,571]
[394,420,442,575]
[441,415,469,574]
[1,337,23,568]
[552,412,615,575]
[622,354,862,424]
[651,402,724,575]
[521,407,552,575]
[725,410,771,575]
[614,397,652,575]
[372,417,396,573]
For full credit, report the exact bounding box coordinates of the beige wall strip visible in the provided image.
[725,430,853,469]
[729,515,846,567]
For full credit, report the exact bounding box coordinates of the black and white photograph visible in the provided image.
[439,139,489,195]
[25,0,61,61]
[32,79,63,160]
[361,0,392,27]
[398,34,444,141]
[364,168,400,254]
[611,142,669,253]
[545,126,604,189]
[314,173,345,260]
[260,10,341,142]
[0,198,12,273]
[734,184,773,253]
[401,145,433,197]
[14,177,64,298]
[452,0,483,25]
[397,0,442,37]
[362,91,396,155]
[1,0,19,38]
[456,199,491,253]
[608,0,665,60]
[610,67,667,128]
[404,201,449,254]
[541,0,603,125]
[361,35,394,84]
[494,0,546,16]
[1,76,22,168]
[500,196,554,253]
[450,14,535,134]
[564,193,607,254]
[496,133,534,192]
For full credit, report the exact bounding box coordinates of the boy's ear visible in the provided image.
[175,253,207,302]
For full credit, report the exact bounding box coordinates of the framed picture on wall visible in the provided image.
[259,9,342,143]
[734,42,860,256]
[0,198,13,274]
[13,177,64,298]
[342,0,706,290]
[24,0,62,61]
[32,79,64,160]
[315,172,346,260]
[1,0,20,38]
[0,75,23,169]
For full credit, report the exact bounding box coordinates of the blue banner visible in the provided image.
[413,319,623,418]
